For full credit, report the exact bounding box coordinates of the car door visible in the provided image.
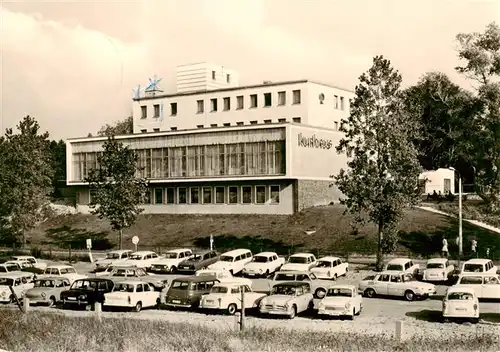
[388,274,404,296]
[374,274,390,295]
[143,283,156,306]
[482,276,500,299]
[331,260,339,276]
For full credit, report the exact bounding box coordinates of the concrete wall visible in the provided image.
[295,180,343,211]
[419,168,455,194]
[176,62,239,93]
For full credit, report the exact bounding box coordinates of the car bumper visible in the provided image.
[177,268,196,273]
[165,302,192,308]
[150,268,171,274]
[243,271,264,277]
[26,297,50,305]
[62,298,89,306]
[318,308,352,316]
[443,311,479,318]
[417,290,436,297]
[259,308,291,316]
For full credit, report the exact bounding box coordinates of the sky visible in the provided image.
[0,0,498,140]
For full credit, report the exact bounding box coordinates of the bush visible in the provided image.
[30,246,42,258]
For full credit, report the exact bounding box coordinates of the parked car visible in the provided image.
[42,265,87,284]
[60,278,115,310]
[103,281,161,312]
[200,282,266,315]
[383,258,420,276]
[259,282,314,319]
[280,253,317,272]
[25,276,71,307]
[94,250,133,271]
[0,263,21,273]
[177,250,219,274]
[422,258,455,282]
[207,249,253,275]
[10,256,47,270]
[195,269,252,287]
[105,266,166,291]
[460,259,498,274]
[453,274,500,300]
[317,285,363,320]
[165,276,219,309]
[242,252,285,278]
[150,248,194,274]
[358,271,436,301]
[0,272,35,303]
[442,287,479,323]
[270,270,329,299]
[94,265,116,277]
[310,256,349,280]
[125,251,161,269]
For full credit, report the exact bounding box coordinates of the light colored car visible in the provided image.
[270,270,329,299]
[383,258,420,276]
[453,274,500,300]
[25,276,71,306]
[259,282,314,319]
[94,265,116,277]
[358,271,436,301]
[94,250,133,270]
[311,257,349,280]
[0,272,35,303]
[281,253,317,272]
[9,256,47,270]
[317,285,362,320]
[125,251,161,269]
[150,248,194,274]
[207,249,253,275]
[460,259,498,274]
[442,287,479,323]
[422,258,455,282]
[105,266,166,291]
[195,269,252,287]
[103,281,160,312]
[42,265,87,284]
[242,252,285,278]
[0,263,21,273]
[200,282,267,315]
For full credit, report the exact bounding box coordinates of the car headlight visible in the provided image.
[345,302,351,309]
[78,295,86,300]
[259,269,263,273]
[0,291,6,297]
[41,292,46,298]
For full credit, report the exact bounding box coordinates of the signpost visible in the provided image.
[86,239,93,263]
[132,236,139,252]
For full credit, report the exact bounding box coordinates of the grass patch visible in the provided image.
[426,201,500,228]
[0,310,497,352]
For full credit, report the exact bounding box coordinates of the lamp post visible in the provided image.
[448,167,462,266]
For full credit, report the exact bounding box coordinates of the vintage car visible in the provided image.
[124,251,161,269]
[94,265,116,277]
[94,250,133,271]
[358,271,436,301]
[310,256,349,280]
[195,269,252,287]
[280,253,317,272]
[207,249,253,275]
[259,282,314,319]
[0,272,35,303]
[270,270,329,299]
[317,285,362,320]
[442,287,479,323]
[422,258,455,282]
[60,278,115,310]
[103,280,161,312]
[242,252,285,278]
[0,263,21,273]
[200,282,267,315]
[41,265,87,284]
[165,276,219,309]
[9,256,47,270]
[150,248,194,274]
[105,266,166,291]
[383,258,420,276]
[177,250,219,274]
[25,276,71,306]
[453,274,500,300]
[460,259,498,275]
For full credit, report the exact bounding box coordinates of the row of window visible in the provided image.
[72,141,285,181]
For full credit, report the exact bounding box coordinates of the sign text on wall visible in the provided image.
[297,133,333,150]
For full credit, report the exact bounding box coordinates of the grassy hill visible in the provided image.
[24,205,500,259]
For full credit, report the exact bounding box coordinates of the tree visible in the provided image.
[85,136,148,249]
[0,116,54,246]
[334,56,422,270]
[97,116,133,137]
[49,140,67,198]
[456,22,500,211]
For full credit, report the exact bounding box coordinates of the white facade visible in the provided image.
[176,62,240,93]
[419,168,455,195]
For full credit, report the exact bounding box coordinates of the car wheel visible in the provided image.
[265,270,269,278]
[315,288,326,299]
[307,301,315,314]
[9,295,14,304]
[229,270,234,276]
[85,304,92,311]
[348,308,355,320]
[170,266,177,274]
[48,296,56,308]
[404,290,415,302]
[156,298,161,308]
[227,303,237,315]
[364,288,376,298]
[356,305,362,315]
[289,305,297,319]
[134,301,142,312]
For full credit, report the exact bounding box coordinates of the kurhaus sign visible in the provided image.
[297,133,333,150]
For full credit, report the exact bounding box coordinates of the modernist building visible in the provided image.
[66,63,355,215]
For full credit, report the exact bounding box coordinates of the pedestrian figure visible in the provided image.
[442,237,449,258]
[471,238,477,257]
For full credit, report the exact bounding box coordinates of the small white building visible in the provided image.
[419,168,455,195]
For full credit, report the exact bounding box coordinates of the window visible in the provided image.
[154,188,163,204]
[334,121,339,130]
[203,187,212,204]
[223,123,230,127]
[170,103,177,116]
[228,186,238,204]
[171,127,177,131]
[215,187,225,204]
[210,98,218,112]
[153,104,160,117]
[178,188,187,204]
[256,186,266,204]
[141,106,147,119]
[292,117,301,123]
[210,124,217,128]
[236,122,244,126]
[190,187,200,204]
[340,96,344,110]
[250,120,258,125]
[264,119,272,124]
[223,97,230,111]
[292,90,301,104]
[270,185,280,204]
[197,125,204,129]
[278,91,286,106]
[264,93,272,107]
[334,95,339,109]
[278,118,286,123]
[250,94,257,108]
[236,95,244,109]
[226,74,231,83]
[141,129,147,133]
[212,70,216,80]
[242,186,252,204]
[153,128,160,132]
[166,188,175,204]
[197,100,204,113]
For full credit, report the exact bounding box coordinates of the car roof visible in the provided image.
[327,284,356,291]
[193,249,216,255]
[131,251,156,255]
[46,264,74,269]
[11,256,34,259]
[274,270,310,275]
[427,258,448,264]
[36,276,70,281]
[165,248,192,253]
[221,249,251,256]
[212,281,244,288]
[113,265,142,269]
[379,270,405,275]
[172,276,219,283]
[386,258,412,265]
[254,252,277,257]
[108,250,132,254]
[447,287,476,295]
[273,281,310,287]
[290,253,314,257]
[74,278,113,282]
[114,280,149,285]
[318,256,341,261]
[463,259,492,264]
[0,272,34,278]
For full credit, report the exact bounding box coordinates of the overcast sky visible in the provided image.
[1,0,498,140]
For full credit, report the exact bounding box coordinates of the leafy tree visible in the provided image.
[334,56,422,270]
[97,116,133,137]
[85,136,148,249]
[0,116,54,246]
[49,140,67,198]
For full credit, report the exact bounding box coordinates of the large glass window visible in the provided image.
[203,187,212,204]
[166,188,175,204]
[215,187,225,204]
[154,188,163,204]
[270,185,280,204]
[256,186,266,204]
[178,188,187,204]
[228,186,238,204]
[242,186,252,204]
[190,187,200,204]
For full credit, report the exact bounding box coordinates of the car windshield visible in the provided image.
[0,278,14,286]
[171,281,189,290]
[129,255,143,260]
[272,285,297,295]
[197,271,215,277]
[211,286,228,293]
[464,264,483,272]
[316,261,331,268]
[363,275,376,281]
[220,256,233,262]
[71,280,98,290]
[274,273,296,281]
[427,263,444,269]
[386,264,403,271]
[164,253,178,259]
[252,256,268,263]
[114,283,135,293]
[327,288,353,297]
[105,253,120,259]
[448,292,474,300]
[34,280,56,288]
[288,257,307,264]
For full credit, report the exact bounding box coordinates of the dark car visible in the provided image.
[60,278,115,310]
[165,276,219,309]
[177,250,219,274]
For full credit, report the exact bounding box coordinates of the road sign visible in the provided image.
[132,236,139,245]
[86,239,92,249]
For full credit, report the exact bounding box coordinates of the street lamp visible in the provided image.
[448,167,462,266]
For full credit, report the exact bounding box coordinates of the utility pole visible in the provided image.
[239,287,245,331]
